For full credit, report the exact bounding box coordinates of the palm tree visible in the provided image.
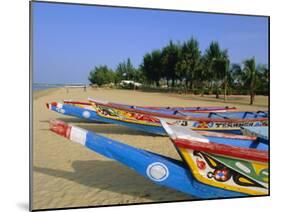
[231,58,264,105]
[203,41,229,98]
[161,41,181,88]
[255,64,269,95]
[140,50,163,86]
[185,38,201,90]
[243,58,259,105]
[176,37,201,91]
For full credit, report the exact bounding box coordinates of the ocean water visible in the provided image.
[32,84,63,91]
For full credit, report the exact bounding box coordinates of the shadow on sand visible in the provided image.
[40,118,162,137]
[33,160,191,201]
[39,118,104,124]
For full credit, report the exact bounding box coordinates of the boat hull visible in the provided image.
[49,119,246,198]
[47,102,267,135]
[95,104,267,134]
[160,121,269,195]
[47,102,166,135]
[178,148,268,195]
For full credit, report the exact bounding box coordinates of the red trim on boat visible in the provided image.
[63,100,92,106]
[143,106,237,112]
[174,138,268,163]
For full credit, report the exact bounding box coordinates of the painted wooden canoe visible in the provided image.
[64,98,237,113]
[47,102,268,135]
[161,121,268,195]
[93,101,268,134]
[49,119,268,197]
[46,102,165,135]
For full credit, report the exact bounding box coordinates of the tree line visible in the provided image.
[88,37,268,105]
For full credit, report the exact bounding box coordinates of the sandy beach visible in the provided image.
[32,87,268,210]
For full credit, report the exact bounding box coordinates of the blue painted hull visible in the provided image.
[50,120,246,198]
[48,103,268,151]
[46,103,261,136]
[48,103,166,135]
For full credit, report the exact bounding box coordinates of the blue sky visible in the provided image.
[32,2,269,84]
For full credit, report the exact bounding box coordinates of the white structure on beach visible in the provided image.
[120,80,142,88]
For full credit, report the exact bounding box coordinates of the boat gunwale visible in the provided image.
[93,101,268,123]
[88,99,237,111]
[64,99,237,112]
[173,138,268,163]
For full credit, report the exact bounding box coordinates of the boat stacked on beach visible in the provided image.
[47,98,268,135]
[46,97,269,199]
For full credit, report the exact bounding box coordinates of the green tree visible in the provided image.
[203,41,229,98]
[255,65,269,95]
[140,50,163,86]
[243,58,261,104]
[161,41,181,88]
[230,58,267,104]
[88,65,115,86]
[134,68,145,84]
[178,37,201,90]
[229,63,245,91]
[115,58,136,83]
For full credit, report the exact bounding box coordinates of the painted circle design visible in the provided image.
[213,168,230,182]
[60,109,65,114]
[82,111,90,118]
[146,162,169,182]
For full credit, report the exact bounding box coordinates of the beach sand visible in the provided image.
[32,87,268,210]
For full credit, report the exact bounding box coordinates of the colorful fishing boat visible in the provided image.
[161,121,268,195]
[49,119,268,198]
[64,98,237,113]
[46,102,268,135]
[92,101,268,134]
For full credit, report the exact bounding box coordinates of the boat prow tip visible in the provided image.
[49,119,71,138]
[46,102,60,109]
[160,119,209,143]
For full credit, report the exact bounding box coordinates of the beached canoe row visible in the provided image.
[46,98,268,198]
[47,100,268,134]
